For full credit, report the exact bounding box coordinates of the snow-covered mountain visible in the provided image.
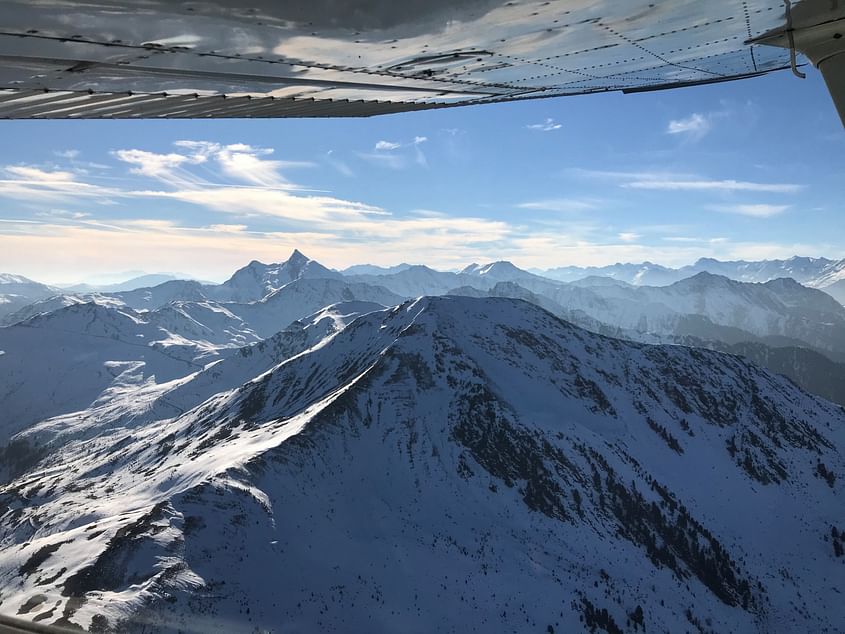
[1,297,842,632]
[448,280,845,404]
[1,293,124,326]
[536,256,845,290]
[347,260,566,299]
[0,300,262,438]
[112,280,209,310]
[344,264,482,297]
[3,302,385,457]
[210,250,342,303]
[220,278,402,338]
[0,274,61,322]
[462,260,547,283]
[520,273,845,361]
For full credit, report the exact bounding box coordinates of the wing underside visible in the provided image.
[0,0,837,119]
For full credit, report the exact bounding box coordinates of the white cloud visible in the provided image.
[517,199,596,212]
[566,168,803,194]
[36,209,91,220]
[0,166,119,203]
[361,136,428,169]
[54,149,80,159]
[663,236,702,243]
[207,224,249,233]
[0,139,833,283]
[624,178,803,193]
[617,232,641,242]
[666,113,711,138]
[5,166,77,183]
[113,148,202,189]
[707,203,790,218]
[526,118,562,132]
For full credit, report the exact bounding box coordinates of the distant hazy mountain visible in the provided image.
[340,263,413,276]
[554,273,845,360]
[538,261,681,285]
[2,297,842,632]
[822,279,845,306]
[462,260,551,284]
[345,264,483,297]
[536,256,845,290]
[63,273,204,293]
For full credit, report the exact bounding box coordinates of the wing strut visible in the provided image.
[752,0,845,125]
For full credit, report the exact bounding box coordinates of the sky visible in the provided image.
[0,68,842,285]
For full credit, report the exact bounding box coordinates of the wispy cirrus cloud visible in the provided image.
[0,165,118,202]
[707,203,790,218]
[526,118,562,132]
[0,139,832,283]
[359,135,428,169]
[666,112,711,138]
[617,232,641,242]
[626,178,802,193]
[565,168,803,193]
[0,140,515,280]
[325,150,355,177]
[517,198,597,212]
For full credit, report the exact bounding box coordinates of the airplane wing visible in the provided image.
[0,0,842,122]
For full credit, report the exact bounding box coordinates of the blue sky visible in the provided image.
[0,68,842,284]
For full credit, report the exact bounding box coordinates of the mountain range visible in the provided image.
[1,296,842,632]
[0,251,843,632]
[534,256,845,290]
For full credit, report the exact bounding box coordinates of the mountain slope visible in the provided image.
[0,274,62,322]
[448,282,845,405]
[1,297,841,633]
[1,293,124,326]
[0,300,262,439]
[821,279,845,306]
[223,278,402,338]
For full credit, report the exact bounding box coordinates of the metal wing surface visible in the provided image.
[0,0,840,119]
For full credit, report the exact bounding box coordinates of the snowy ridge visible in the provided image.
[450,273,845,361]
[0,275,62,322]
[536,256,845,290]
[0,300,255,439]
[0,297,842,632]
